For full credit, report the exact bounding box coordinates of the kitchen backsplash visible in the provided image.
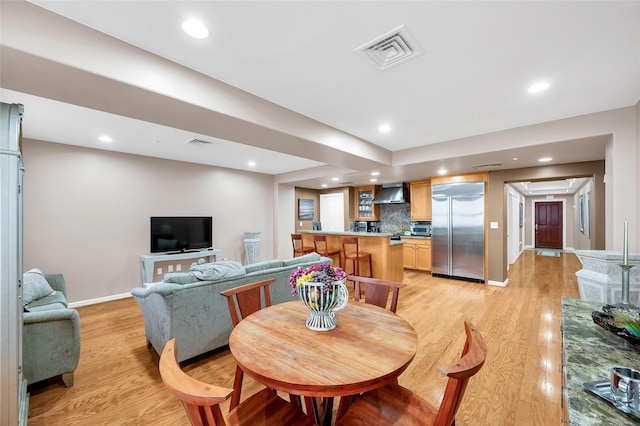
[380,204,411,234]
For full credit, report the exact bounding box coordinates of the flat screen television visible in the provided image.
[150,216,212,253]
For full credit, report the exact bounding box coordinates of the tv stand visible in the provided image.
[139,249,222,285]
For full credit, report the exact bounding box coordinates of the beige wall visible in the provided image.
[293,186,352,232]
[487,161,605,283]
[521,195,575,250]
[23,139,275,304]
[294,188,319,231]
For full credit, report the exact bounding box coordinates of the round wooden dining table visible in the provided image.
[229,300,418,424]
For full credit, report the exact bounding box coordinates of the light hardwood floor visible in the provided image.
[26,249,580,425]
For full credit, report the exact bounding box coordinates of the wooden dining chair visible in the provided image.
[292,234,315,257]
[341,237,372,278]
[220,279,275,410]
[336,321,487,426]
[347,274,406,313]
[313,235,341,267]
[159,339,316,426]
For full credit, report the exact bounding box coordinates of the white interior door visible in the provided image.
[320,193,344,231]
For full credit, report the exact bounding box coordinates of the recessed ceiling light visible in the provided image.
[321,184,328,188]
[152,140,160,144]
[378,123,391,133]
[331,177,339,181]
[98,135,113,143]
[182,19,209,39]
[538,157,552,162]
[248,161,256,167]
[370,178,378,182]
[371,171,380,176]
[528,81,550,93]
[512,157,518,161]
[438,167,447,175]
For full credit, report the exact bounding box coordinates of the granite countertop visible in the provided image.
[562,297,640,425]
[297,230,405,246]
[298,230,393,237]
[400,235,431,240]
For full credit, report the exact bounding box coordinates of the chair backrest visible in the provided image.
[435,321,487,426]
[347,275,406,313]
[291,233,307,256]
[160,338,232,426]
[341,237,360,256]
[313,235,328,252]
[220,279,275,327]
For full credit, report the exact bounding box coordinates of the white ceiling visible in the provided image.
[510,178,588,196]
[1,1,639,190]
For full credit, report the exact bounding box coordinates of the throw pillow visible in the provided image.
[23,268,55,305]
[163,272,200,285]
[190,261,246,281]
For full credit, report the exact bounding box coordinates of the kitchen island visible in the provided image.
[299,230,404,282]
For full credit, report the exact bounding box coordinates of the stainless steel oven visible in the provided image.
[410,221,431,236]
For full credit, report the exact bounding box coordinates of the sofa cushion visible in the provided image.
[23,268,55,305]
[282,252,322,267]
[190,261,246,281]
[163,272,200,284]
[244,259,285,274]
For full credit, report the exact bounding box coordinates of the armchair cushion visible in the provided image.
[24,290,68,311]
[23,268,54,305]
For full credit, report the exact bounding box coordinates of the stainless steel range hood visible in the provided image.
[372,183,409,204]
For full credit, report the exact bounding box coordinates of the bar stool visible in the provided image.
[313,235,341,267]
[291,234,315,257]
[341,237,373,277]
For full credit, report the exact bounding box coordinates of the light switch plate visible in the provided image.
[490,222,499,229]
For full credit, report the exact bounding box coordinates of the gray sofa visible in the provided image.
[131,252,331,362]
[23,273,81,387]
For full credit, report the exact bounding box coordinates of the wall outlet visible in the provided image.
[176,264,181,271]
[299,221,303,226]
[168,265,174,272]
[156,267,162,275]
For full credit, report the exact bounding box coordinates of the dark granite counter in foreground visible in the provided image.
[562,297,640,425]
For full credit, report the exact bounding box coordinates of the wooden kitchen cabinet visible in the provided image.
[401,237,431,271]
[410,180,431,221]
[354,185,379,220]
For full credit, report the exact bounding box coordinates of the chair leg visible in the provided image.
[229,365,244,410]
[368,256,373,277]
[336,395,353,421]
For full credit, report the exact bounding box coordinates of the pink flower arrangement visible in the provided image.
[289,262,347,297]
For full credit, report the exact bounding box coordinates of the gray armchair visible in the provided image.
[23,273,81,387]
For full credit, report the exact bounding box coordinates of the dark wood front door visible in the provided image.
[535,201,563,249]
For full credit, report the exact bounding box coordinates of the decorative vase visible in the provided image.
[298,280,348,331]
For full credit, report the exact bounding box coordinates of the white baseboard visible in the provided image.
[68,292,132,308]
[488,278,509,287]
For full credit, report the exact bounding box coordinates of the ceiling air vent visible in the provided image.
[186,138,215,145]
[470,162,504,169]
[355,25,422,71]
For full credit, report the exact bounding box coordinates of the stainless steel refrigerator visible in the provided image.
[431,181,485,282]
